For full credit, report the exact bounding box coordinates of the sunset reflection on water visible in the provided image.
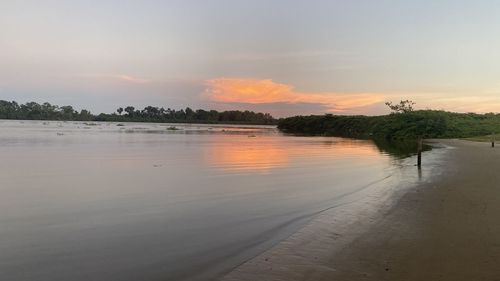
[205,134,381,173]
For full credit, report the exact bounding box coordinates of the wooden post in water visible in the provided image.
[417,137,423,168]
[492,133,495,148]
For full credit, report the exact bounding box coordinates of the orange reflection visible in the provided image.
[205,135,381,173]
[206,144,288,173]
[204,78,384,112]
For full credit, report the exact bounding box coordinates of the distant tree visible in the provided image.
[60,105,76,120]
[175,109,186,120]
[117,107,123,115]
[185,107,195,120]
[0,100,19,119]
[142,106,160,118]
[79,109,93,121]
[385,100,416,114]
[124,106,135,116]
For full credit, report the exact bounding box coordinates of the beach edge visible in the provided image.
[221,140,454,281]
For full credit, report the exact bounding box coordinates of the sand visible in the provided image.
[222,139,500,280]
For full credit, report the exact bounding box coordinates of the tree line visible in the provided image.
[0,100,277,125]
[278,111,448,140]
[278,101,500,140]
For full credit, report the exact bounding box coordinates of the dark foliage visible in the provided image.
[0,100,277,125]
[278,110,500,140]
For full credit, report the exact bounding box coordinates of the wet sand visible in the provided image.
[222,139,500,280]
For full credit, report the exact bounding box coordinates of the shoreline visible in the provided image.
[221,139,500,280]
[0,118,278,127]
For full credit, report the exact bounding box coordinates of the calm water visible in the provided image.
[0,120,436,281]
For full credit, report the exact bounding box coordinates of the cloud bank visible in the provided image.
[204,78,384,114]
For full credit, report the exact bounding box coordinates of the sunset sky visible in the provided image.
[3,1,500,117]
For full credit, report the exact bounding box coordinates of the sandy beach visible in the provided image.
[222,139,500,280]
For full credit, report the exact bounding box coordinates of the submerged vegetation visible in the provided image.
[373,137,432,158]
[278,101,500,140]
[0,100,276,125]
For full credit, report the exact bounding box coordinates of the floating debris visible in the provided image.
[166,126,180,131]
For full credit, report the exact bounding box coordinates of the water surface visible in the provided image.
[0,120,431,281]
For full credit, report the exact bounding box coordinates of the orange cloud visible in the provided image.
[204,78,384,112]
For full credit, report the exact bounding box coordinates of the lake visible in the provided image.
[0,120,436,281]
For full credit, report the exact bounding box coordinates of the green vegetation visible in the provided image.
[0,100,276,125]
[278,110,500,140]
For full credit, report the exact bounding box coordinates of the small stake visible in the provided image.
[417,137,423,168]
[492,133,495,148]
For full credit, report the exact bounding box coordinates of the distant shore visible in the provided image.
[222,139,500,280]
[0,100,277,125]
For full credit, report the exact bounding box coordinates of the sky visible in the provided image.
[3,0,500,117]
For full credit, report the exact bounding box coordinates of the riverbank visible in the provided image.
[277,111,500,140]
[222,139,500,280]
